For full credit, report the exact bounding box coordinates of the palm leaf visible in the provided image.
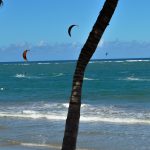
[0,0,3,7]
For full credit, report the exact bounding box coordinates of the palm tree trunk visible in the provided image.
[61,0,119,150]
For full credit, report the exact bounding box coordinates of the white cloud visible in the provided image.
[38,40,49,47]
[1,40,150,62]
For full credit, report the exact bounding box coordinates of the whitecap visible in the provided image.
[84,77,98,81]
[15,74,26,78]
[120,77,150,81]
[0,112,66,120]
[126,77,141,81]
[37,62,51,65]
[80,116,150,124]
[21,142,88,150]
[0,87,4,91]
[125,59,150,62]
[62,103,88,108]
[22,110,37,114]
[14,74,44,79]
[0,112,150,125]
[52,73,64,77]
[1,102,150,125]
[89,61,99,64]
[15,63,30,66]
[21,142,60,149]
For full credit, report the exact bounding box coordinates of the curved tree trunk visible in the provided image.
[62,0,119,150]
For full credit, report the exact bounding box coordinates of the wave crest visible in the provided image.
[0,102,150,125]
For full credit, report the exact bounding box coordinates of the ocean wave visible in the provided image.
[125,59,150,62]
[0,112,66,120]
[2,140,60,149]
[89,61,100,64]
[81,116,150,124]
[21,142,60,149]
[22,143,88,150]
[15,74,26,78]
[89,59,150,64]
[120,77,150,81]
[62,103,88,108]
[52,73,64,77]
[15,63,30,66]
[0,102,150,125]
[3,140,88,150]
[3,63,30,66]
[21,142,89,150]
[37,62,52,65]
[0,87,5,91]
[0,112,150,125]
[84,77,98,81]
[14,74,44,79]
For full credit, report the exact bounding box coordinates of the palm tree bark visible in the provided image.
[62,0,119,150]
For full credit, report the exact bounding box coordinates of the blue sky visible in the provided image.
[0,0,150,62]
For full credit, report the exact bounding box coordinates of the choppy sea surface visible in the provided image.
[0,59,150,150]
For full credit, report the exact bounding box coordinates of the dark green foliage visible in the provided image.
[0,0,3,7]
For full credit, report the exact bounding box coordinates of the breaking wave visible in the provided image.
[0,112,150,125]
[15,74,26,78]
[21,142,60,149]
[84,77,98,81]
[0,87,5,91]
[37,62,52,65]
[120,77,150,81]
[0,102,150,125]
[14,74,44,79]
[21,142,89,150]
[52,73,64,77]
[125,59,150,62]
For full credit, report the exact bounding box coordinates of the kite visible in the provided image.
[23,50,30,61]
[68,25,78,37]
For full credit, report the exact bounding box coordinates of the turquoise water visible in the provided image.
[0,59,150,150]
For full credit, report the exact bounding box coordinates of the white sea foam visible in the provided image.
[81,116,150,124]
[38,62,51,65]
[3,63,30,66]
[15,74,26,78]
[0,112,150,125]
[22,110,37,114]
[0,87,4,91]
[62,103,88,108]
[0,112,66,120]
[0,102,150,125]
[15,63,30,66]
[89,61,100,64]
[120,77,150,81]
[21,142,89,150]
[89,60,125,64]
[127,77,141,81]
[84,77,98,81]
[15,74,44,79]
[21,142,60,149]
[125,59,150,62]
[52,73,64,77]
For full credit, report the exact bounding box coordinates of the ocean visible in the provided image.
[0,59,150,150]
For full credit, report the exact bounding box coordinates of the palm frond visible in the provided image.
[0,0,3,7]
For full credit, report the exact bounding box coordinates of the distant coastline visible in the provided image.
[0,57,150,64]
